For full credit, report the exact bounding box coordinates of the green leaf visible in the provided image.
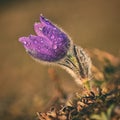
[101,112,107,120]
[107,104,114,120]
[91,114,102,120]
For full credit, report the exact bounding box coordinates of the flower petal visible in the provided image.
[34,22,44,36]
[19,36,32,51]
[40,15,54,26]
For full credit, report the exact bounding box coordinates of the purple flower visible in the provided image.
[19,15,71,62]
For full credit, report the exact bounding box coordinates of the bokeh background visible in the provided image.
[0,0,120,120]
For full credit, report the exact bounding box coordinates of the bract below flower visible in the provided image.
[19,15,71,62]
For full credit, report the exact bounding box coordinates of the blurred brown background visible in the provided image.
[0,0,120,120]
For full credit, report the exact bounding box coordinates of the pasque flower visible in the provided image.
[19,15,92,88]
[19,15,71,62]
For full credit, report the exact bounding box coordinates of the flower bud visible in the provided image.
[19,15,71,62]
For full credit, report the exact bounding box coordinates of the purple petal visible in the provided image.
[19,36,32,50]
[42,25,68,42]
[40,15,54,26]
[34,22,45,36]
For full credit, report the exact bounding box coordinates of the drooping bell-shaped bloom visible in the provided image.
[19,15,71,62]
[19,15,92,87]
